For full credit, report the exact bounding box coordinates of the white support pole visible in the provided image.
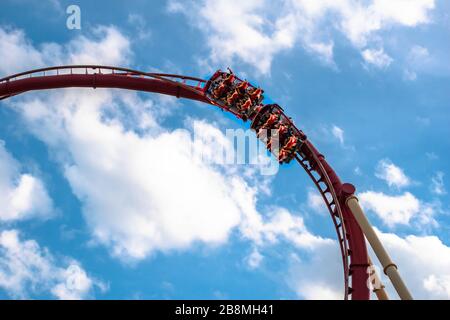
[346,195,413,300]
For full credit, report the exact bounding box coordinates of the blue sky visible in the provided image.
[0,0,449,299]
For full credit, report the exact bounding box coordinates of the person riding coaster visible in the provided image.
[247,104,264,120]
[226,89,241,105]
[236,80,249,92]
[264,122,291,152]
[276,123,289,137]
[209,72,236,99]
[250,104,279,132]
[248,87,264,104]
[278,135,301,163]
[222,73,235,86]
[237,97,252,112]
[212,82,229,99]
[256,109,281,138]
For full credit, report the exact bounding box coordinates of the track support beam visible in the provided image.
[343,184,413,300]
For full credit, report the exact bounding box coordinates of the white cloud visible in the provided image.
[252,207,332,249]
[337,0,435,53]
[307,41,335,66]
[307,188,326,214]
[14,89,327,260]
[336,0,435,47]
[168,0,435,73]
[362,48,393,68]
[287,241,344,299]
[168,0,298,74]
[404,45,431,80]
[431,171,446,196]
[403,69,418,81]
[0,25,130,76]
[426,152,439,160]
[127,14,151,40]
[375,159,411,188]
[0,229,102,299]
[66,26,131,66]
[423,274,450,298]
[371,0,435,26]
[359,191,435,227]
[409,45,430,62]
[331,125,345,145]
[0,141,53,221]
[289,229,450,300]
[15,91,250,259]
[245,248,263,269]
[0,27,45,75]
[375,229,450,299]
[51,265,99,300]
[300,283,342,300]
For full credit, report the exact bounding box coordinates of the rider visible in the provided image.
[212,82,228,99]
[211,73,235,99]
[276,123,289,144]
[256,111,280,140]
[238,97,252,113]
[249,87,263,102]
[278,135,300,163]
[236,80,249,92]
[226,89,240,105]
[248,104,264,120]
[260,109,280,129]
[266,122,290,152]
[222,72,235,86]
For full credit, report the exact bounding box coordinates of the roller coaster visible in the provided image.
[0,65,412,300]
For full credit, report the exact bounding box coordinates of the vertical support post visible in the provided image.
[342,183,413,300]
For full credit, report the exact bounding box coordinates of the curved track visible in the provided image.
[0,65,370,300]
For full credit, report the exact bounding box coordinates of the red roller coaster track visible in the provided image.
[0,65,370,300]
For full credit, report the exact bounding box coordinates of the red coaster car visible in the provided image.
[251,104,282,133]
[205,70,265,120]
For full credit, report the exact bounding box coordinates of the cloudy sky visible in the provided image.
[0,0,449,300]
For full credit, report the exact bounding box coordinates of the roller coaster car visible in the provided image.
[204,70,236,100]
[250,104,282,133]
[249,104,302,163]
[217,77,237,99]
[205,70,266,121]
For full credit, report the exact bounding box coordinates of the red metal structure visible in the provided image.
[0,65,370,300]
